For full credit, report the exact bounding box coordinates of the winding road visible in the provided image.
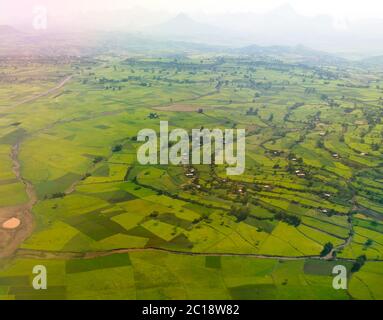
[10,75,72,108]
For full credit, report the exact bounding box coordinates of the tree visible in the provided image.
[149,112,159,119]
[317,140,324,148]
[50,192,66,199]
[149,211,159,218]
[274,212,301,227]
[351,255,367,273]
[112,144,123,153]
[230,205,250,222]
[364,239,373,247]
[320,94,328,101]
[93,156,104,164]
[320,242,334,257]
[246,107,258,116]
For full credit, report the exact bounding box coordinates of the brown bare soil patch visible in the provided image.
[2,217,21,229]
[153,104,202,112]
[0,205,34,258]
[0,144,37,258]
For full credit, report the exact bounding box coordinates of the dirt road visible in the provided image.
[10,75,72,108]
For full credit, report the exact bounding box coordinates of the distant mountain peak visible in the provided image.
[173,12,192,21]
[146,13,221,37]
[165,13,201,28]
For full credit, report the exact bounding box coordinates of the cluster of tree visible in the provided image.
[316,140,324,148]
[49,192,66,199]
[287,153,303,163]
[328,100,340,107]
[320,94,329,101]
[192,214,212,224]
[361,193,383,205]
[98,77,128,84]
[255,82,273,90]
[290,102,305,110]
[230,205,250,222]
[274,212,301,227]
[104,86,122,91]
[149,211,159,218]
[320,242,334,257]
[112,144,123,152]
[314,69,338,80]
[246,107,259,116]
[81,173,92,181]
[93,156,104,164]
[364,239,373,247]
[351,255,367,273]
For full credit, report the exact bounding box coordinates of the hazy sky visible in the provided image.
[2,0,383,23]
[2,0,383,55]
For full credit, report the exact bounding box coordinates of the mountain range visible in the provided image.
[2,4,383,63]
[141,7,383,57]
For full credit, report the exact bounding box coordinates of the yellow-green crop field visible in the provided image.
[0,53,383,300]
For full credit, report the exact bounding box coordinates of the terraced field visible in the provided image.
[0,55,383,299]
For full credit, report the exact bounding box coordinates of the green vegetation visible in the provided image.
[0,52,383,300]
[320,242,334,257]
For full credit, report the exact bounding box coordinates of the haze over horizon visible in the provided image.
[3,0,383,21]
[2,0,383,57]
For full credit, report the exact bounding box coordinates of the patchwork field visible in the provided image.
[0,53,383,299]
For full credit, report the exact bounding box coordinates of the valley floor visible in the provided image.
[0,55,383,299]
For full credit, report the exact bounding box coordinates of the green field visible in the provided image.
[0,51,383,300]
